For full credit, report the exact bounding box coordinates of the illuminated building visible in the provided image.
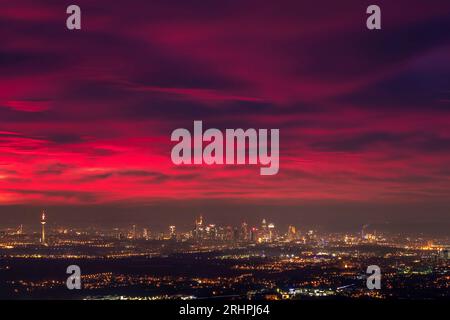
[240,222,249,241]
[40,210,47,245]
[225,226,233,241]
[438,247,450,260]
[233,227,239,242]
[132,224,137,239]
[196,215,203,227]
[260,219,269,242]
[169,225,176,239]
[249,227,258,242]
[194,215,204,239]
[261,219,267,232]
[361,224,369,239]
[268,223,275,242]
[205,224,217,240]
[143,228,149,240]
[287,225,296,241]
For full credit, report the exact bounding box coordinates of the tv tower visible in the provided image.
[41,210,47,245]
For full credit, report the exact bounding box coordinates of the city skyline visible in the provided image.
[0,202,449,236]
[2,210,448,260]
[1,210,448,301]
[1,210,449,241]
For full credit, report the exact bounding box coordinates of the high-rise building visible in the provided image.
[40,210,46,245]
[250,227,258,242]
[240,222,249,241]
[132,224,137,239]
[268,223,275,242]
[205,224,217,240]
[442,249,449,260]
[287,225,297,241]
[194,215,204,239]
[225,226,233,241]
[232,227,239,242]
[196,215,203,227]
[143,228,149,240]
[169,225,176,239]
[361,224,369,239]
[260,219,269,242]
[261,219,267,231]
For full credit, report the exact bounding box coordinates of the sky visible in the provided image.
[1,0,450,232]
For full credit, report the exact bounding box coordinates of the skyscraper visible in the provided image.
[287,225,297,241]
[194,215,204,239]
[143,228,149,240]
[261,219,267,231]
[268,223,275,242]
[240,222,249,241]
[132,224,137,239]
[169,225,176,239]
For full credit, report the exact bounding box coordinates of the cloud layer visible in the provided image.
[1,0,450,209]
